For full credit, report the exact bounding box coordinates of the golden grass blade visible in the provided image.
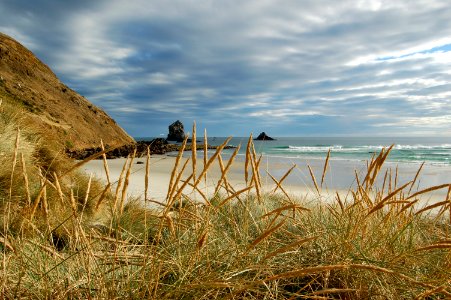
[358,186,373,208]
[267,171,292,202]
[396,199,418,216]
[250,143,263,190]
[355,170,361,191]
[266,263,433,288]
[381,169,389,194]
[192,121,197,183]
[193,137,232,189]
[166,136,188,200]
[367,181,412,215]
[166,158,191,208]
[308,165,320,195]
[100,140,112,186]
[196,231,208,249]
[261,204,310,219]
[203,128,208,189]
[214,145,241,194]
[262,236,318,261]
[184,179,210,205]
[171,174,195,207]
[249,151,261,200]
[385,200,411,205]
[113,155,130,213]
[414,285,447,300]
[408,162,424,195]
[21,153,31,205]
[363,145,394,187]
[415,200,450,216]
[95,183,111,211]
[394,165,399,189]
[405,184,450,201]
[9,128,20,199]
[69,189,78,217]
[42,184,51,234]
[145,146,150,202]
[271,164,296,193]
[388,168,392,194]
[415,243,451,251]
[53,172,64,206]
[447,185,451,224]
[30,181,46,221]
[246,218,286,251]
[203,128,208,168]
[217,186,254,208]
[245,134,253,184]
[216,153,226,192]
[336,192,345,213]
[321,149,331,187]
[363,150,382,187]
[81,173,93,219]
[371,145,394,187]
[120,149,136,214]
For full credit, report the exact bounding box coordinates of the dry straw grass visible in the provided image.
[1,113,451,299]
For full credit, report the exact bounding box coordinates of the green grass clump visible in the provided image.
[1,118,450,299]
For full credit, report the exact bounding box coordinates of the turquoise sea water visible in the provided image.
[214,137,451,166]
[137,136,451,192]
[138,136,451,165]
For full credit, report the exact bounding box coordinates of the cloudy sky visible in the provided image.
[1,0,451,137]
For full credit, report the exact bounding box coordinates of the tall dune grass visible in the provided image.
[1,115,450,299]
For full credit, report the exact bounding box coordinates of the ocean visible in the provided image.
[137,136,451,196]
[210,136,451,166]
[137,136,451,165]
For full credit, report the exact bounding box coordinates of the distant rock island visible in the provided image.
[254,132,275,141]
[167,120,186,142]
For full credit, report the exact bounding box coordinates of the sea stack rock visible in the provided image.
[167,120,186,142]
[254,132,275,141]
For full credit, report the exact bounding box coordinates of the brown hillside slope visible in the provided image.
[0,32,134,150]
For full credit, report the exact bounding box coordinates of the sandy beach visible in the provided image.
[81,152,450,208]
[81,154,332,205]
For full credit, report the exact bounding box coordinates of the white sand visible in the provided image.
[81,154,340,205]
[81,154,450,208]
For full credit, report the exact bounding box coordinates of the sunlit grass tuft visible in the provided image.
[1,115,450,299]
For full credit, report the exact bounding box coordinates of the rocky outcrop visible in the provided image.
[167,120,186,142]
[66,138,236,160]
[0,32,134,150]
[66,138,177,159]
[254,132,275,141]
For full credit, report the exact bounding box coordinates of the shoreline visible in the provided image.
[81,153,451,207]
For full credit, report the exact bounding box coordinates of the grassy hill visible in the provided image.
[0,32,134,151]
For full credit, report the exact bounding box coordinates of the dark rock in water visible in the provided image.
[254,132,275,141]
[167,120,186,142]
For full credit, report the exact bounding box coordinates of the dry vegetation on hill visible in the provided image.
[0,32,134,150]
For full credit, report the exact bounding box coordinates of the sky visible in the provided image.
[1,0,451,137]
